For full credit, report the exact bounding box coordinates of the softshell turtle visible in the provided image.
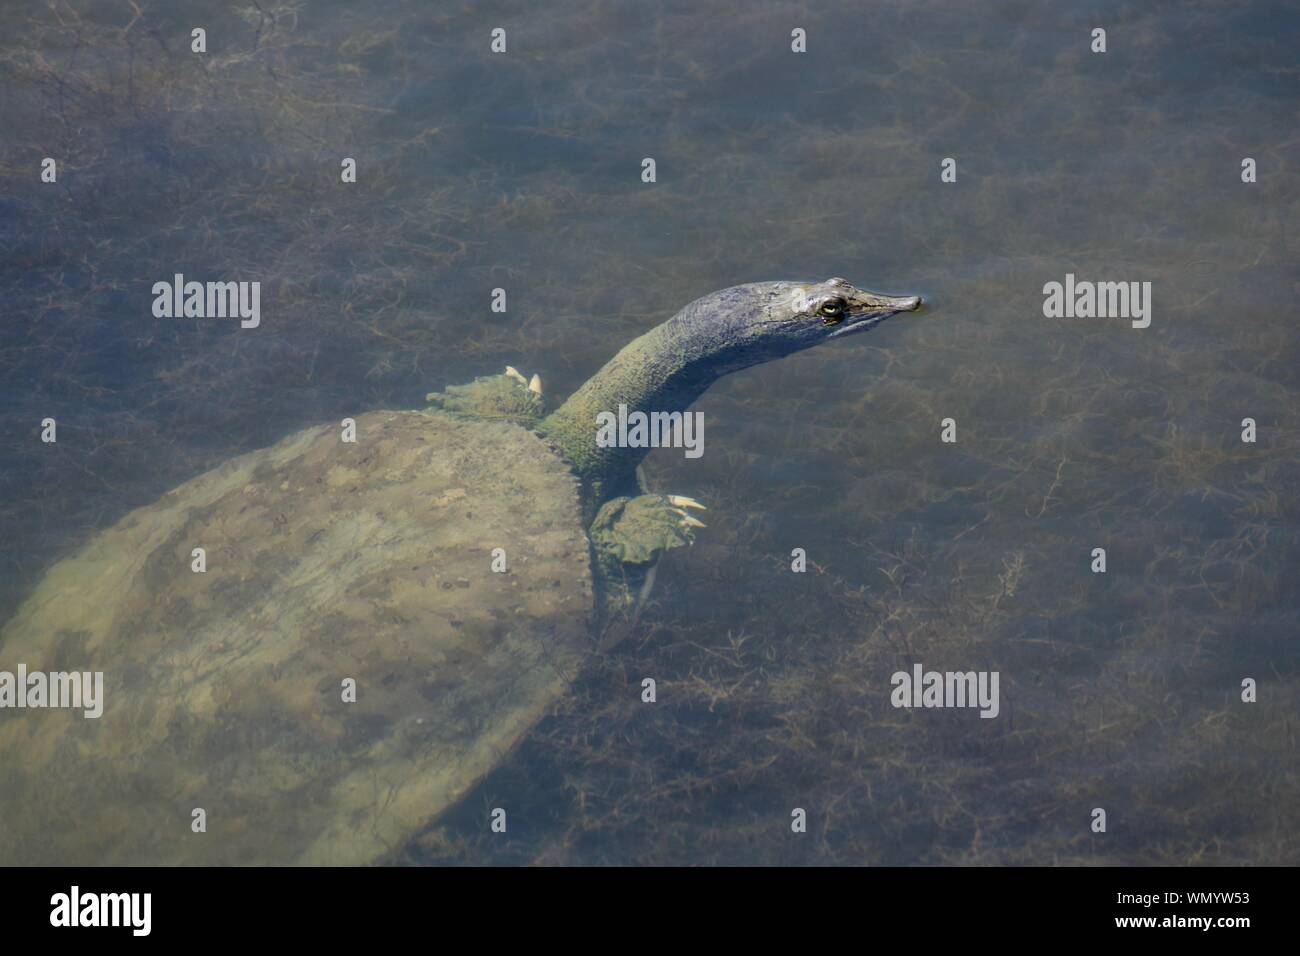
[0,278,922,865]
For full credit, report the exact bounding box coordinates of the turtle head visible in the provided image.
[685,278,923,366]
[783,277,923,339]
[653,278,924,378]
[538,276,922,491]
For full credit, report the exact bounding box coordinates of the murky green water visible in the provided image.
[1,0,1297,864]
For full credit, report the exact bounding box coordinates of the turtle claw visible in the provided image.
[667,495,707,511]
[503,366,544,396]
[669,507,706,528]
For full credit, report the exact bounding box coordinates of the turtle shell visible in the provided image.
[0,410,593,864]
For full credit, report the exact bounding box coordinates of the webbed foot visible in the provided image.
[590,493,706,566]
[425,366,545,424]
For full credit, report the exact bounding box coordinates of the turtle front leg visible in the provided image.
[589,494,705,643]
[425,366,545,425]
[590,494,706,566]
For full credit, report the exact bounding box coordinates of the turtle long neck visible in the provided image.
[538,283,790,496]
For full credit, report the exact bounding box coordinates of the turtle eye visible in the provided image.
[819,298,846,318]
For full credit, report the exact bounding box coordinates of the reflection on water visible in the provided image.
[0,0,1297,864]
